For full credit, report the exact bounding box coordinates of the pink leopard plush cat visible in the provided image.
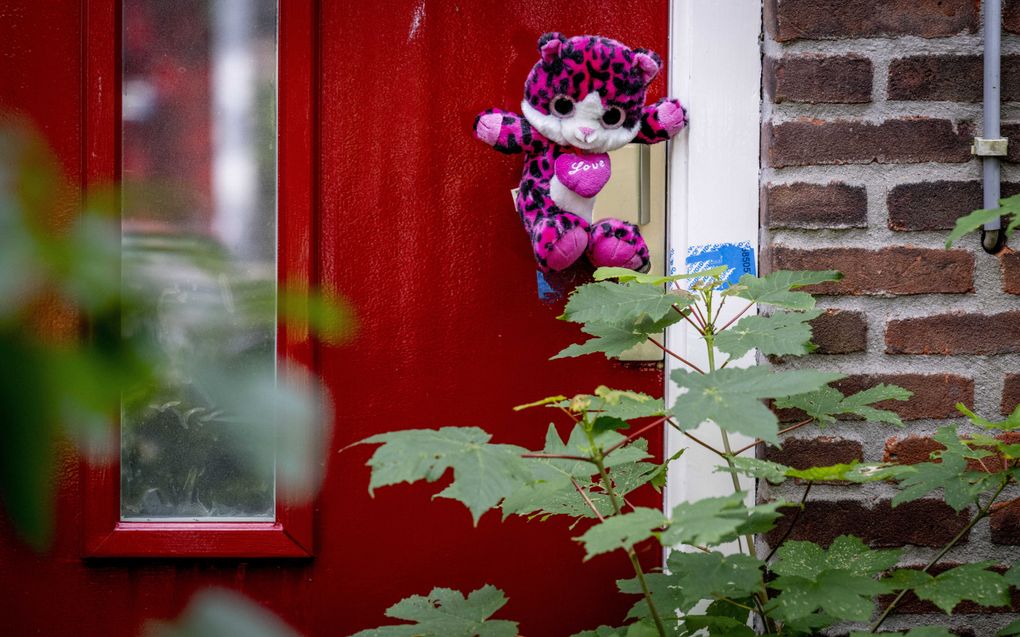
[474,32,687,273]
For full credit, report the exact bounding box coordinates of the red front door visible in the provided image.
[0,2,668,635]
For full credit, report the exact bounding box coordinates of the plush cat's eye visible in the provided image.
[551,95,575,117]
[601,106,624,128]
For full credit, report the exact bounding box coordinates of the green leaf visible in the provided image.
[501,427,654,521]
[512,395,569,411]
[787,462,864,483]
[877,426,1004,511]
[278,285,354,346]
[0,335,58,550]
[557,387,666,421]
[772,536,901,579]
[999,620,1020,636]
[729,270,842,310]
[662,493,785,547]
[149,588,302,637]
[668,551,764,606]
[718,457,792,484]
[682,618,755,637]
[351,586,518,637]
[714,310,822,359]
[721,457,874,485]
[576,507,667,559]
[593,265,727,285]
[554,321,654,359]
[945,207,1010,248]
[554,309,683,360]
[570,626,627,637]
[958,402,1020,431]
[681,599,755,637]
[769,571,889,622]
[891,562,1011,614]
[774,384,912,428]
[561,281,691,325]
[1004,562,1020,587]
[357,427,531,524]
[619,552,763,617]
[850,628,955,637]
[767,536,900,622]
[670,367,843,443]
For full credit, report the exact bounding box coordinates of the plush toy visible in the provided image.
[474,32,687,273]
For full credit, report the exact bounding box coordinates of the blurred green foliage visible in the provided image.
[0,122,351,547]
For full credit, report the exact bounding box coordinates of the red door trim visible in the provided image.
[81,0,320,559]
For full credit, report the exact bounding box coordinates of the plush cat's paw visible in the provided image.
[475,111,503,145]
[531,213,589,272]
[653,98,687,137]
[587,218,650,273]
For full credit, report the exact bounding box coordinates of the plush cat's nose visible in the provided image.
[577,127,595,142]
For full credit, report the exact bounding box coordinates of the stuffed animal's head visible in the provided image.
[521,33,661,154]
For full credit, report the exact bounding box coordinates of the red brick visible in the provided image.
[809,309,867,354]
[765,499,971,548]
[888,181,1020,232]
[763,436,863,468]
[1007,0,1020,35]
[992,498,1020,545]
[765,55,872,104]
[770,246,974,296]
[884,433,1020,473]
[834,374,973,420]
[888,55,1020,102]
[764,0,978,42]
[765,118,973,168]
[762,437,863,485]
[883,435,942,466]
[1003,251,1020,295]
[886,312,1020,355]
[1001,122,1020,163]
[1004,374,1020,415]
[763,182,867,229]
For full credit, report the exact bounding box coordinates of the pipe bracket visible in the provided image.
[973,137,1009,156]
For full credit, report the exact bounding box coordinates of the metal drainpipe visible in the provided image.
[981,0,1008,253]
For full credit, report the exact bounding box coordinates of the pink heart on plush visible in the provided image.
[554,152,611,198]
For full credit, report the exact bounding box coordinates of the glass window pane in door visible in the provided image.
[119,0,278,521]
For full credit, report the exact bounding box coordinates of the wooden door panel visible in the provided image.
[0,2,669,635]
[318,2,668,635]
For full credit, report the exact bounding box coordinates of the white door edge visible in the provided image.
[664,0,763,551]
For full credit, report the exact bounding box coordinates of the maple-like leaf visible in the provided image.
[351,586,518,637]
[357,427,531,524]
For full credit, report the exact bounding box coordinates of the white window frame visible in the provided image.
[664,0,763,527]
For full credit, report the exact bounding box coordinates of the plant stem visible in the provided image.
[869,477,1009,633]
[764,482,812,563]
[587,430,669,637]
[702,289,775,633]
[717,301,755,333]
[690,302,708,330]
[665,417,727,458]
[571,478,605,522]
[675,304,706,335]
[703,324,756,559]
[648,337,705,374]
[731,419,815,457]
[603,416,669,456]
[521,452,595,463]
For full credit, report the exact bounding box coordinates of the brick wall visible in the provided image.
[760,1,1020,632]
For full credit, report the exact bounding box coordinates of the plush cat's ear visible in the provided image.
[633,48,662,85]
[538,32,566,63]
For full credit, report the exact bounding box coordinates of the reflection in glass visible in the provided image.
[120,0,278,520]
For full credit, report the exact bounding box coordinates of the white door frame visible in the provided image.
[664,0,763,527]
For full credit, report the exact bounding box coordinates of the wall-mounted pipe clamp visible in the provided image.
[973,137,1009,157]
